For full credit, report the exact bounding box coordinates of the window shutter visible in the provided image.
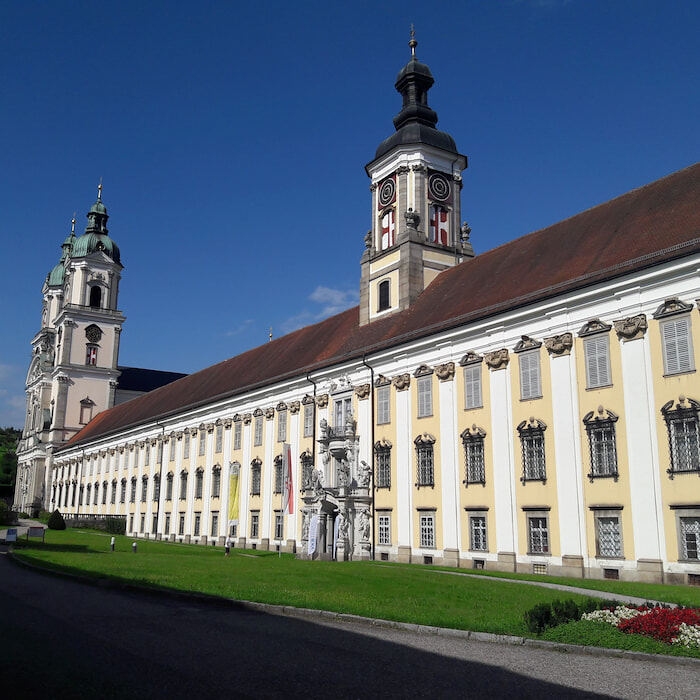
[377,386,390,424]
[464,366,482,409]
[418,376,432,417]
[585,336,610,388]
[520,352,541,399]
[663,318,692,374]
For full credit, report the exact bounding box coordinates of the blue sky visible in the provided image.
[1,0,698,428]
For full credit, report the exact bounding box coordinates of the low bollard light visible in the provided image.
[132,541,137,553]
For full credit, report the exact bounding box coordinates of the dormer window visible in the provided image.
[378,280,390,311]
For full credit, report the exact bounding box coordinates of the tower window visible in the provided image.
[378,280,390,312]
[89,285,102,308]
[85,344,98,366]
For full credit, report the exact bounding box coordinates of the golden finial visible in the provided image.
[269,327,273,342]
[97,177,103,201]
[71,213,76,235]
[409,23,417,57]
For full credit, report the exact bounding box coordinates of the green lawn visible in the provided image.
[11,529,700,659]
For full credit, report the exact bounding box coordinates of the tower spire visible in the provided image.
[409,24,417,57]
[97,178,103,201]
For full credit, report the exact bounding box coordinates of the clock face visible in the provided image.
[378,176,396,208]
[428,172,451,202]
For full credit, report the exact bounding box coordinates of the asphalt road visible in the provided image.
[1,553,697,699]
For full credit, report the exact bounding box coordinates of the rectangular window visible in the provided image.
[303,403,314,437]
[94,483,99,505]
[141,478,147,503]
[419,513,435,548]
[464,365,482,409]
[378,514,391,545]
[680,516,700,560]
[519,351,542,400]
[274,460,283,494]
[157,442,163,464]
[254,416,263,446]
[153,476,160,502]
[198,432,206,456]
[528,516,549,554]
[521,430,546,481]
[145,444,151,464]
[584,335,611,388]
[152,514,158,533]
[670,415,700,473]
[140,514,145,532]
[110,482,116,505]
[130,479,136,503]
[278,411,287,442]
[85,344,98,366]
[417,376,433,418]
[166,475,173,501]
[211,511,219,538]
[662,317,694,375]
[102,482,107,505]
[212,469,221,498]
[376,448,391,488]
[194,512,201,536]
[184,432,190,459]
[416,443,434,487]
[129,514,133,532]
[169,442,176,461]
[334,397,352,429]
[234,421,242,450]
[469,515,487,551]
[165,513,171,534]
[120,480,126,503]
[179,472,188,500]
[215,425,223,453]
[596,514,623,558]
[178,513,185,535]
[275,513,283,540]
[463,435,486,484]
[377,386,390,424]
[251,465,261,495]
[588,422,618,478]
[250,512,259,539]
[195,471,203,499]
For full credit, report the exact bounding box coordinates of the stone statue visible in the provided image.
[319,418,329,440]
[358,460,372,487]
[460,221,472,242]
[358,508,370,541]
[311,468,324,499]
[337,460,350,487]
[344,411,355,437]
[364,230,373,250]
[338,512,349,541]
[405,208,420,230]
[301,510,310,540]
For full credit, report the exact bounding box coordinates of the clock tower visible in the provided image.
[359,32,474,326]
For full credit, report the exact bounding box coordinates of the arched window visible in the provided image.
[414,433,436,488]
[662,397,700,476]
[461,427,486,485]
[89,285,102,308]
[179,471,188,500]
[378,280,390,312]
[583,408,619,481]
[518,418,547,483]
[165,472,174,500]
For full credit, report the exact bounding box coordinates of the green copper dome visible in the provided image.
[72,231,121,264]
[47,261,66,286]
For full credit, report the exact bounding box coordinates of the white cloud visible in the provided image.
[280,286,359,334]
[224,319,254,337]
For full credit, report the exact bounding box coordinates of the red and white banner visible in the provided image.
[282,442,294,515]
[381,209,395,250]
[429,205,449,245]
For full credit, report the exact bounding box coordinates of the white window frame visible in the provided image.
[195,469,204,499]
[184,432,190,459]
[198,432,206,457]
[254,415,263,446]
[277,410,287,442]
[179,471,188,500]
[419,512,435,549]
[378,513,391,545]
[518,350,542,401]
[469,514,488,551]
[274,513,284,540]
[527,513,550,554]
[215,424,223,453]
[463,364,482,410]
[584,335,612,388]
[303,403,314,437]
[417,376,433,418]
[375,444,391,489]
[250,512,260,539]
[233,421,242,450]
[376,385,391,425]
[211,511,219,538]
[593,509,623,558]
[194,512,201,536]
[212,467,221,498]
[661,316,694,375]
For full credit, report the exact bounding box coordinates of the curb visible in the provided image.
[7,552,699,668]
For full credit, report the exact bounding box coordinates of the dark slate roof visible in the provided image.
[61,162,700,451]
[117,366,188,393]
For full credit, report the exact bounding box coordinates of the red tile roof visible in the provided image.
[61,162,700,450]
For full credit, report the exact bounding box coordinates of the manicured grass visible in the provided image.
[541,619,700,658]
[13,529,700,658]
[381,562,700,608]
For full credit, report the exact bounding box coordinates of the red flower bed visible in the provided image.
[618,607,700,644]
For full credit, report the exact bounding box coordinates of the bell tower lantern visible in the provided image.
[359,31,474,326]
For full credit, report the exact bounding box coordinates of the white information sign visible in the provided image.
[308,514,320,555]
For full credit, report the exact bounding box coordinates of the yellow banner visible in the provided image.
[228,465,240,525]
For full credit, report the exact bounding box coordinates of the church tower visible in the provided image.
[359,31,474,326]
[14,186,125,514]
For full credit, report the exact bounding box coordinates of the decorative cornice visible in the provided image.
[206,423,215,433]
[484,349,509,371]
[583,406,619,424]
[276,401,287,412]
[459,351,482,366]
[435,362,455,381]
[374,438,392,450]
[369,183,377,192]
[579,318,612,337]
[355,383,371,399]
[223,418,232,428]
[375,374,391,387]
[315,394,329,408]
[544,333,573,357]
[302,394,315,405]
[392,373,411,391]
[414,432,436,445]
[252,408,263,417]
[413,364,433,378]
[614,314,647,341]
[243,413,252,425]
[396,164,410,174]
[232,413,242,422]
[517,416,547,432]
[410,163,427,172]
[461,424,486,439]
[652,297,694,320]
[513,335,542,353]
[661,395,700,415]
[288,400,300,414]
[265,407,275,420]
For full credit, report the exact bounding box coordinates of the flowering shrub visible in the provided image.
[581,604,700,648]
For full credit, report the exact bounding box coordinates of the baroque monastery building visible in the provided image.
[20,39,700,584]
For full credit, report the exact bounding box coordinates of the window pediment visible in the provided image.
[653,297,694,320]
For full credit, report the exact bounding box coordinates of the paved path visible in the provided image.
[373,564,678,607]
[1,554,697,698]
